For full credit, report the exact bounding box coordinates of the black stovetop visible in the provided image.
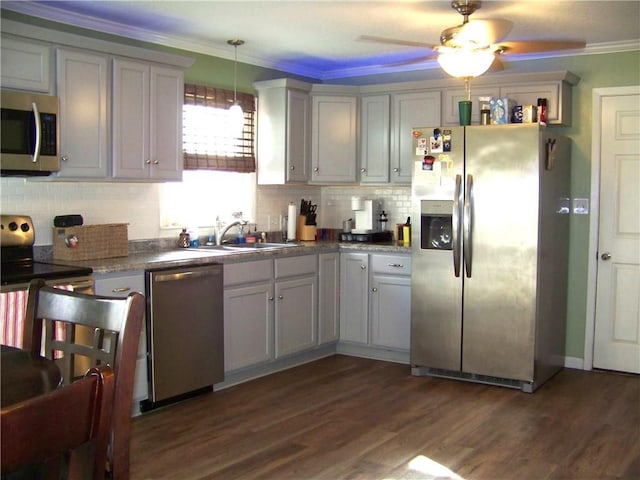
[1,259,93,286]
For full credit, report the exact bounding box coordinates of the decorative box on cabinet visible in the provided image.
[112,58,183,181]
[55,48,109,178]
[254,78,312,184]
[1,35,52,92]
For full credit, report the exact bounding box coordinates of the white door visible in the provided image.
[593,91,640,374]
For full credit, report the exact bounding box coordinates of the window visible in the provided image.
[182,83,256,173]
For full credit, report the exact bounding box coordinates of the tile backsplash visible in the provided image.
[1,176,411,245]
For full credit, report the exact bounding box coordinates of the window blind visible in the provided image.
[183,83,256,173]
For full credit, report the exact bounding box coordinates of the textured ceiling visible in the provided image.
[3,1,639,80]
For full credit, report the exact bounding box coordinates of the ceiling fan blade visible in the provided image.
[358,35,434,49]
[488,56,505,73]
[497,40,586,55]
[386,52,439,67]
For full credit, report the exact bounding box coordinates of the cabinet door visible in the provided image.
[360,95,390,184]
[112,59,150,179]
[339,253,369,344]
[370,274,411,351]
[311,95,357,183]
[149,65,183,180]
[442,86,500,125]
[287,89,310,182]
[391,91,441,184]
[1,36,51,92]
[94,272,148,401]
[318,252,339,344]
[56,49,109,178]
[275,275,317,358]
[224,282,274,371]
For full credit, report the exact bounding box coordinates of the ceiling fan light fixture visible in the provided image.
[437,48,495,78]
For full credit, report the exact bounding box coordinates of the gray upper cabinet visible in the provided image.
[360,94,390,184]
[55,48,109,178]
[254,79,312,184]
[391,91,441,184]
[1,35,52,93]
[310,93,358,184]
[112,59,183,181]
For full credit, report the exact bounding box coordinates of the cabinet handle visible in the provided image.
[112,287,132,293]
[371,287,378,292]
[290,165,295,171]
[153,160,159,165]
[313,167,319,172]
[145,159,151,165]
[360,264,366,270]
[387,263,404,268]
[61,155,69,162]
[278,295,284,300]
[269,296,274,301]
[360,168,366,173]
[393,167,399,173]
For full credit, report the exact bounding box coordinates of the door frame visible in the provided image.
[584,85,640,370]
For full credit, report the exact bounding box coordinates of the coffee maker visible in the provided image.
[351,197,375,233]
[340,197,393,243]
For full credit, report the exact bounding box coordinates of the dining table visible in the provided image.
[1,344,62,408]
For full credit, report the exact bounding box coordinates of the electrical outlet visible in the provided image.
[573,198,589,215]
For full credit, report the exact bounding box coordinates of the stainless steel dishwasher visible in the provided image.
[141,263,224,411]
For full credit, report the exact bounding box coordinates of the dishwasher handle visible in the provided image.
[151,266,222,283]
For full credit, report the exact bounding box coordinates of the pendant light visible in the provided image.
[227,39,245,135]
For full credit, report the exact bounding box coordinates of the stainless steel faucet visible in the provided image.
[216,220,248,245]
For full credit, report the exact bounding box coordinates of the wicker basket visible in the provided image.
[52,223,128,261]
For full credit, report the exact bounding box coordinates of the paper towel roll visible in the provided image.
[287,203,297,241]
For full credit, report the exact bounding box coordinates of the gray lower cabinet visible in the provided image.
[318,252,340,344]
[223,259,274,372]
[339,252,411,358]
[93,271,148,408]
[223,254,320,373]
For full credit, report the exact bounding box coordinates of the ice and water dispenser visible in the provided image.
[420,200,453,250]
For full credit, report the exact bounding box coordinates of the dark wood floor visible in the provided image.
[130,355,640,480]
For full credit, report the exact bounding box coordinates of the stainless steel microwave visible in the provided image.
[1,90,60,176]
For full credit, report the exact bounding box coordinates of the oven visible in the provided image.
[1,215,93,350]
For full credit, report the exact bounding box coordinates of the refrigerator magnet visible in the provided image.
[422,155,436,171]
[430,136,443,153]
[443,130,452,152]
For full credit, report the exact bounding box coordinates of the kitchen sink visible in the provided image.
[194,242,298,252]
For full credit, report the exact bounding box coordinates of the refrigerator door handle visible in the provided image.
[464,174,473,278]
[453,174,463,277]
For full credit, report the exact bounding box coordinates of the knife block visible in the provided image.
[297,215,316,241]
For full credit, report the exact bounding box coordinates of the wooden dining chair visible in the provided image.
[1,364,115,480]
[22,279,146,480]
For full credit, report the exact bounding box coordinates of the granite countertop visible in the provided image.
[49,241,411,275]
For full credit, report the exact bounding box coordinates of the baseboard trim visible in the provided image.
[564,356,586,370]
[336,342,409,364]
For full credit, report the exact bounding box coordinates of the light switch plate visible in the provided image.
[573,198,589,215]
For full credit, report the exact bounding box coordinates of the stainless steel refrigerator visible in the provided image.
[410,124,570,392]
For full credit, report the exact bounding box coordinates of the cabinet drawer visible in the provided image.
[371,254,411,275]
[94,271,145,296]
[275,254,317,278]
[224,259,273,286]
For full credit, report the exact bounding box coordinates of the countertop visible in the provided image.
[51,241,412,274]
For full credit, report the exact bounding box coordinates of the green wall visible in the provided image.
[3,9,640,360]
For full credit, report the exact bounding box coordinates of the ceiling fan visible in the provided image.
[361,0,586,76]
